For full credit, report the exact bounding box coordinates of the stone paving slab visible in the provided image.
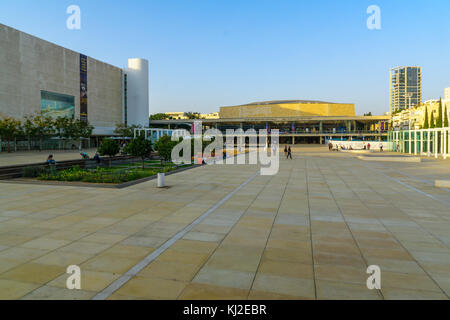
[0,146,449,300]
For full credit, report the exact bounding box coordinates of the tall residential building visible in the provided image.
[390,66,422,113]
[445,87,450,100]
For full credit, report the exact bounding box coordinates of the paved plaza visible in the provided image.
[0,146,450,300]
[0,149,98,167]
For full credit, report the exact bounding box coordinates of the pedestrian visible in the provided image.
[284,145,288,157]
[367,143,371,151]
[380,144,383,152]
[328,142,333,151]
[287,147,293,159]
[94,152,101,164]
[46,155,56,165]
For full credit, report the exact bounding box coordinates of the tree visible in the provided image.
[423,107,429,129]
[73,119,94,149]
[0,118,22,153]
[185,112,200,119]
[114,123,142,138]
[436,98,443,128]
[33,115,55,151]
[54,117,72,149]
[98,139,120,158]
[444,106,449,127]
[149,113,169,121]
[154,135,179,165]
[23,115,38,151]
[430,112,435,129]
[125,135,153,169]
[364,112,373,116]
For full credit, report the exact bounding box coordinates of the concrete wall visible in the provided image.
[220,103,355,119]
[0,23,123,132]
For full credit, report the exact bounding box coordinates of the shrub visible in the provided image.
[124,135,153,169]
[22,166,46,178]
[98,139,120,158]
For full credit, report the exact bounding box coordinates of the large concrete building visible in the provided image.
[220,100,356,118]
[151,100,390,145]
[0,23,149,135]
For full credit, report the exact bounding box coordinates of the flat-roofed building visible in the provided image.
[220,100,355,118]
[151,100,389,145]
[0,23,149,135]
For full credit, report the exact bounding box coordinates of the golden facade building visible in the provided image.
[220,100,355,119]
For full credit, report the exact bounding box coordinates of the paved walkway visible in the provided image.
[0,146,449,300]
[0,149,98,167]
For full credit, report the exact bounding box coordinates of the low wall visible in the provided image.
[325,140,391,151]
[435,180,450,189]
[357,156,422,163]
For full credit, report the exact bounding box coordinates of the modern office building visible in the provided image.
[390,66,422,113]
[0,23,149,135]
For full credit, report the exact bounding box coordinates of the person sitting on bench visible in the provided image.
[46,155,56,165]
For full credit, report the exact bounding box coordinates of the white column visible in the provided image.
[444,128,448,160]
[413,130,417,155]
[409,130,412,154]
[435,129,438,158]
[420,130,423,155]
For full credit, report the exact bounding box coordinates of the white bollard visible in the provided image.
[157,173,165,188]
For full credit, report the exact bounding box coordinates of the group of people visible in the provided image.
[328,142,384,152]
[46,151,102,166]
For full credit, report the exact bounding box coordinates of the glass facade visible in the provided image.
[390,66,422,113]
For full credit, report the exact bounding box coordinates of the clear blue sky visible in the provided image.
[1,0,449,115]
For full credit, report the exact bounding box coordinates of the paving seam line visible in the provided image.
[92,170,260,300]
[357,162,450,207]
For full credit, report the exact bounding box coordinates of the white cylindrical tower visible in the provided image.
[125,58,149,127]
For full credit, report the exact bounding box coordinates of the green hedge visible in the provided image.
[37,165,176,184]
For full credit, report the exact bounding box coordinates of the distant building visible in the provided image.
[220,100,355,118]
[391,99,449,130]
[165,112,188,120]
[445,87,450,100]
[390,66,422,113]
[152,100,390,145]
[164,112,220,120]
[200,112,220,119]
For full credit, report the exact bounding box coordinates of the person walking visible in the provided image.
[284,145,288,157]
[287,146,293,159]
